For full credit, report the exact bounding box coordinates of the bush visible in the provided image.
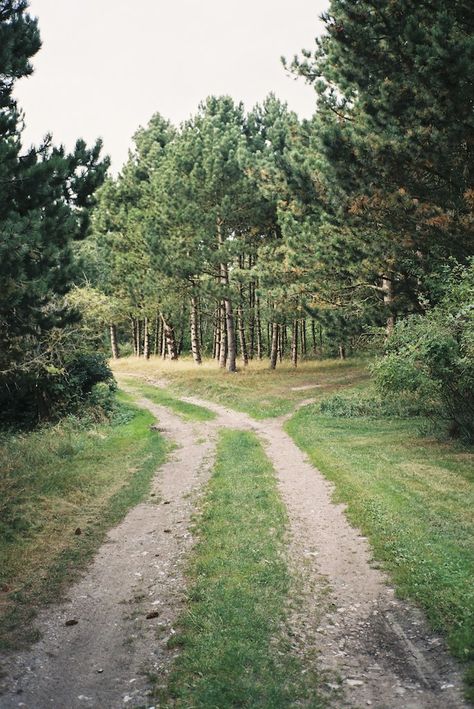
[0,352,116,428]
[372,263,474,442]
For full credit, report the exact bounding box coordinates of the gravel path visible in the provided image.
[0,388,468,709]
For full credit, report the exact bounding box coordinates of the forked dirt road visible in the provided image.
[0,386,468,708]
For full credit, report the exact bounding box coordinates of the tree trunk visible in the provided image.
[237,305,248,366]
[138,319,143,357]
[131,317,138,356]
[143,317,150,360]
[154,313,161,355]
[278,324,283,362]
[217,218,236,372]
[291,320,299,368]
[301,319,307,355]
[339,343,346,360]
[161,315,178,360]
[311,319,317,355]
[256,294,263,359]
[218,300,227,368]
[161,321,167,359]
[249,280,255,359]
[109,324,120,359]
[225,297,237,372]
[382,275,395,335]
[237,268,249,366]
[269,323,279,370]
[190,296,202,365]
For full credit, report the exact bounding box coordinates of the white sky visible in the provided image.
[14,0,328,172]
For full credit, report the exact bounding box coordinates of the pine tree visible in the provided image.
[288,0,474,323]
[0,0,109,422]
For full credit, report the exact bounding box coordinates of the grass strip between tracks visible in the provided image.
[157,429,324,708]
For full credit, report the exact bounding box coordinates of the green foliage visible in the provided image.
[0,0,109,425]
[0,352,116,428]
[373,263,474,441]
[286,0,474,325]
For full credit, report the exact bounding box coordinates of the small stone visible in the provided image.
[96,668,104,674]
[163,529,171,533]
[441,684,454,690]
[346,679,364,687]
[146,611,160,619]
[65,619,78,626]
[74,527,82,535]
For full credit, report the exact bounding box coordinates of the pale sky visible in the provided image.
[14,0,328,172]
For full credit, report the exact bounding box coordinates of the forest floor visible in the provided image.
[0,357,471,708]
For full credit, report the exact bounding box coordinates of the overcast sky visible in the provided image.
[14,0,328,172]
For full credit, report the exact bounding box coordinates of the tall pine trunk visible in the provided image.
[154,313,161,355]
[143,317,150,360]
[109,324,120,359]
[269,323,279,370]
[291,320,299,368]
[190,296,202,365]
[161,315,178,360]
[382,275,395,335]
[256,293,263,359]
[218,300,227,368]
[311,319,317,355]
[131,317,138,356]
[217,218,236,372]
[249,279,255,359]
[237,264,248,366]
[137,319,143,357]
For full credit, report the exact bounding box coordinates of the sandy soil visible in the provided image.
[0,386,468,709]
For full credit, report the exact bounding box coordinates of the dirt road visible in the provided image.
[0,388,467,708]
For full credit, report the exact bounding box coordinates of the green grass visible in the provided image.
[112,356,369,419]
[120,377,216,421]
[157,430,324,708]
[0,393,168,650]
[286,408,474,698]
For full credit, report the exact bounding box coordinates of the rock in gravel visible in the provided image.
[146,611,160,619]
[346,678,364,687]
[64,619,78,626]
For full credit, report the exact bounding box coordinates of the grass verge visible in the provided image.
[157,430,324,708]
[112,356,369,419]
[0,392,167,650]
[119,377,216,421]
[286,408,474,700]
